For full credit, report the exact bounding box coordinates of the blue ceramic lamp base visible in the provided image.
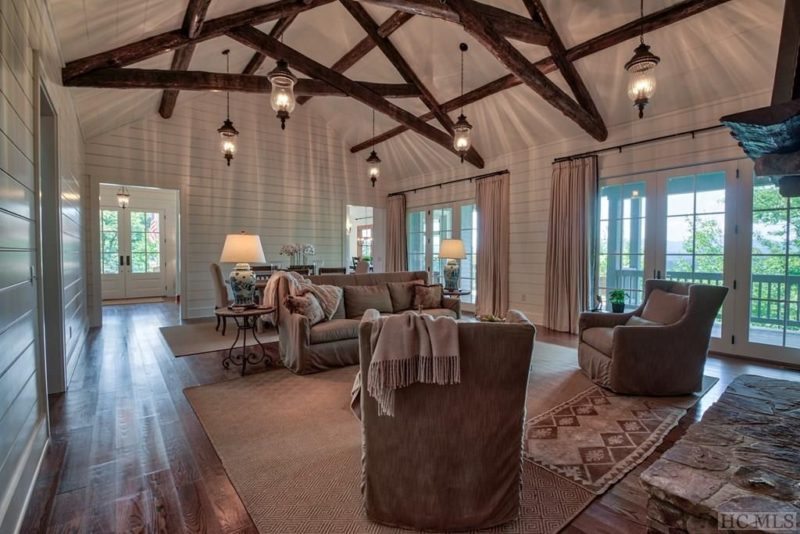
[229,263,257,307]
[443,260,460,291]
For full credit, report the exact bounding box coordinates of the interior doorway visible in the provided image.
[345,205,385,272]
[99,184,180,302]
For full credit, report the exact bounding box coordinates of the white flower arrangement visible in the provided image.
[279,243,301,257]
[302,244,316,256]
[280,243,316,264]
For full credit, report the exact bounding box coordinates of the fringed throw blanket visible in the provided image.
[263,271,342,319]
[367,311,460,416]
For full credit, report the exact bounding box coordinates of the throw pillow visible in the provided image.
[284,293,325,326]
[300,284,343,321]
[344,285,393,318]
[387,280,424,312]
[641,289,688,325]
[626,315,661,326]
[413,284,443,310]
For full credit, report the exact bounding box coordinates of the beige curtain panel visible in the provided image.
[544,156,598,333]
[476,173,510,317]
[386,194,408,272]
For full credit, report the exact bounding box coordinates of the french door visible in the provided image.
[407,202,477,304]
[100,208,166,299]
[598,161,741,353]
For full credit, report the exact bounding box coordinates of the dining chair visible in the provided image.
[318,267,347,274]
[210,263,232,335]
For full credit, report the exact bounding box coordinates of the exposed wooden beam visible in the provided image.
[522,0,605,137]
[242,14,298,75]
[159,0,213,119]
[358,0,549,45]
[351,0,727,152]
[339,0,454,135]
[446,0,607,141]
[62,0,335,82]
[64,68,423,98]
[755,152,800,177]
[297,10,412,105]
[227,25,484,167]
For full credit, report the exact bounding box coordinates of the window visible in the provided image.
[460,204,477,303]
[130,211,161,273]
[357,225,373,258]
[407,210,426,272]
[100,209,119,274]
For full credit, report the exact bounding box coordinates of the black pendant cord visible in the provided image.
[459,45,465,116]
[639,0,645,45]
[224,50,231,120]
[371,109,375,152]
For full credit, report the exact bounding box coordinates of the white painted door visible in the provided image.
[101,208,166,299]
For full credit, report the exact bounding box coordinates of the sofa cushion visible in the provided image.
[310,319,361,344]
[626,315,661,326]
[641,289,688,325]
[387,280,424,312]
[413,284,443,310]
[285,293,325,326]
[344,285,393,318]
[581,327,614,356]
[421,308,458,319]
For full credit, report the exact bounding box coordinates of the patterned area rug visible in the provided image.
[524,375,717,495]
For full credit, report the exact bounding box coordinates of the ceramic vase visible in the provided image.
[229,263,256,307]
[443,259,460,291]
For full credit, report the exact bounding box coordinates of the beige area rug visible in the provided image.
[184,342,714,533]
[159,321,278,357]
[103,296,165,305]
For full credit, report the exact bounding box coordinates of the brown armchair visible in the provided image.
[358,311,536,531]
[578,280,728,396]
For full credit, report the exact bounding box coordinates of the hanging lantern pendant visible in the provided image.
[268,59,297,130]
[366,109,380,187]
[117,186,130,209]
[625,1,660,119]
[453,43,472,162]
[218,49,239,165]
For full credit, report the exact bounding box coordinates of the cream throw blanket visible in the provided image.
[366,311,460,417]
[263,271,342,319]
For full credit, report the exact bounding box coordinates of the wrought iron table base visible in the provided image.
[222,315,271,375]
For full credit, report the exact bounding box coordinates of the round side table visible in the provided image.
[215,306,275,375]
[443,288,471,299]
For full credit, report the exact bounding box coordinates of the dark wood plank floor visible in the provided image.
[20,302,800,533]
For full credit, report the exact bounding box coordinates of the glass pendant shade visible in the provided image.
[267,59,297,130]
[625,42,660,119]
[366,150,381,188]
[453,114,472,161]
[116,187,130,209]
[218,119,239,166]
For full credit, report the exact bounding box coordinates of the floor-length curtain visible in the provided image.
[385,194,407,272]
[476,173,510,316]
[544,156,598,333]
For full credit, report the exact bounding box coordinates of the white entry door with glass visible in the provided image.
[407,202,477,304]
[101,208,166,299]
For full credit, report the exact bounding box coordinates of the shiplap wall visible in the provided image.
[0,0,87,530]
[85,93,385,320]
[395,90,770,325]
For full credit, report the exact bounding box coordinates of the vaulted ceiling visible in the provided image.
[51,0,784,178]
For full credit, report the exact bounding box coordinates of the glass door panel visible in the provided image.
[407,210,427,272]
[430,207,453,284]
[459,204,477,303]
[100,208,125,299]
[598,181,647,310]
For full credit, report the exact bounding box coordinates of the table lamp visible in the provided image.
[439,239,466,291]
[220,232,266,307]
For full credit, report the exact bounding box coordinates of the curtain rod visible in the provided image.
[387,169,509,197]
[552,124,727,164]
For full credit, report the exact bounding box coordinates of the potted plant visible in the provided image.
[609,290,628,313]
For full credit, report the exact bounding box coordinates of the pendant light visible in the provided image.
[625,0,660,119]
[267,36,298,130]
[453,42,472,163]
[366,109,381,188]
[116,186,130,209]
[217,49,239,165]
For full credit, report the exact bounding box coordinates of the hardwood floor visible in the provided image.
[20,302,800,533]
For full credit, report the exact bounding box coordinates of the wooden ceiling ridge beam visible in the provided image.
[296,9,413,105]
[339,0,454,135]
[350,0,728,153]
[63,68,424,98]
[522,0,606,137]
[159,0,213,119]
[62,0,336,82]
[357,0,550,45]
[446,0,607,141]
[226,25,485,167]
[242,14,299,76]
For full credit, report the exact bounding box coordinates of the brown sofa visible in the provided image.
[358,312,536,531]
[578,279,728,396]
[277,271,461,374]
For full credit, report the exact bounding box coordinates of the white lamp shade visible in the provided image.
[439,239,466,260]
[219,233,266,264]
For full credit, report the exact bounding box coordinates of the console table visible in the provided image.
[641,374,800,533]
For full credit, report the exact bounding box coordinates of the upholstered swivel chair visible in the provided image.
[210,263,232,335]
[578,279,728,396]
[358,310,536,531]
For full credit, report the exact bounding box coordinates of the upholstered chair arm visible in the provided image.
[578,311,633,334]
[278,308,311,374]
[441,296,461,318]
